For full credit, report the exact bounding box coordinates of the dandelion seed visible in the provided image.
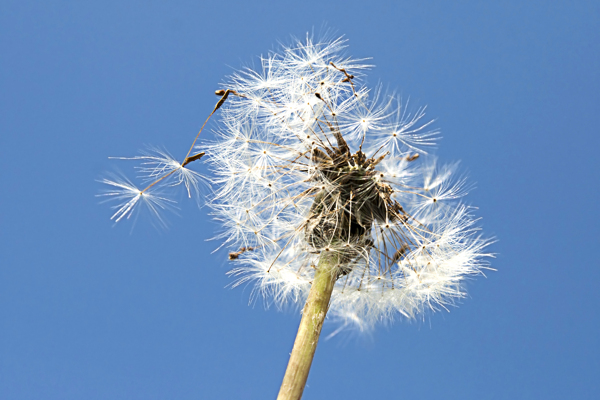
[110,147,209,201]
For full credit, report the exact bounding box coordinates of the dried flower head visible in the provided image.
[205,35,492,330]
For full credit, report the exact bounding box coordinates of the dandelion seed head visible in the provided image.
[205,34,493,330]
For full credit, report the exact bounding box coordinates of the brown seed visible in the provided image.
[392,244,411,263]
[213,89,231,112]
[182,151,205,167]
[227,246,255,260]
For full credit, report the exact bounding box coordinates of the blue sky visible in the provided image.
[1,1,599,399]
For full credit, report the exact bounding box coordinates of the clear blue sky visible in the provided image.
[1,1,599,399]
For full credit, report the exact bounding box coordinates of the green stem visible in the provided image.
[276,250,339,400]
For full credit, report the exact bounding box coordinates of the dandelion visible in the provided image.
[100,33,492,400]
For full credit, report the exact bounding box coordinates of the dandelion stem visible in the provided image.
[277,250,339,400]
